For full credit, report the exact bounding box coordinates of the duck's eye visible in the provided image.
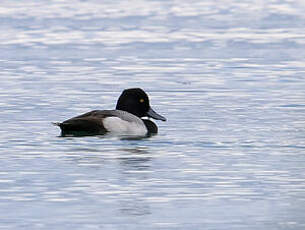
[139,98,145,103]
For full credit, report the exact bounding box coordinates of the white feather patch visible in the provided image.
[103,117,147,136]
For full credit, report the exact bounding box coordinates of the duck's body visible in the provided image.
[54,88,166,137]
[56,109,148,136]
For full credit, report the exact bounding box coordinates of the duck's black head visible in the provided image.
[116,88,166,121]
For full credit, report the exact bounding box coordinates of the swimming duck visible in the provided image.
[54,88,166,137]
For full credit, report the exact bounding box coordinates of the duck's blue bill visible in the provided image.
[147,107,166,121]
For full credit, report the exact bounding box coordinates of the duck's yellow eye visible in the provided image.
[139,98,144,103]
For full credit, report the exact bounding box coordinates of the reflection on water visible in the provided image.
[118,147,151,169]
[1,0,305,229]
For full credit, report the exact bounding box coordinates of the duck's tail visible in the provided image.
[52,122,61,127]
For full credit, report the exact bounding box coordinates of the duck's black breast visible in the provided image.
[142,119,158,135]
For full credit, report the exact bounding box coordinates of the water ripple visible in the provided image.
[1,0,305,229]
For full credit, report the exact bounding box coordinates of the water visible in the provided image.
[1,0,305,229]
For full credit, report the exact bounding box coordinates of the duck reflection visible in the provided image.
[61,146,153,217]
[117,147,152,171]
[116,147,153,217]
[119,198,151,216]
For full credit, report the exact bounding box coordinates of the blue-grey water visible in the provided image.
[1,0,305,229]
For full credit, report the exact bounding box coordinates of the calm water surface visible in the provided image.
[1,0,305,229]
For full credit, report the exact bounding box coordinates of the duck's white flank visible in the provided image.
[103,117,147,136]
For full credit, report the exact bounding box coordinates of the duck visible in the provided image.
[54,88,166,137]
